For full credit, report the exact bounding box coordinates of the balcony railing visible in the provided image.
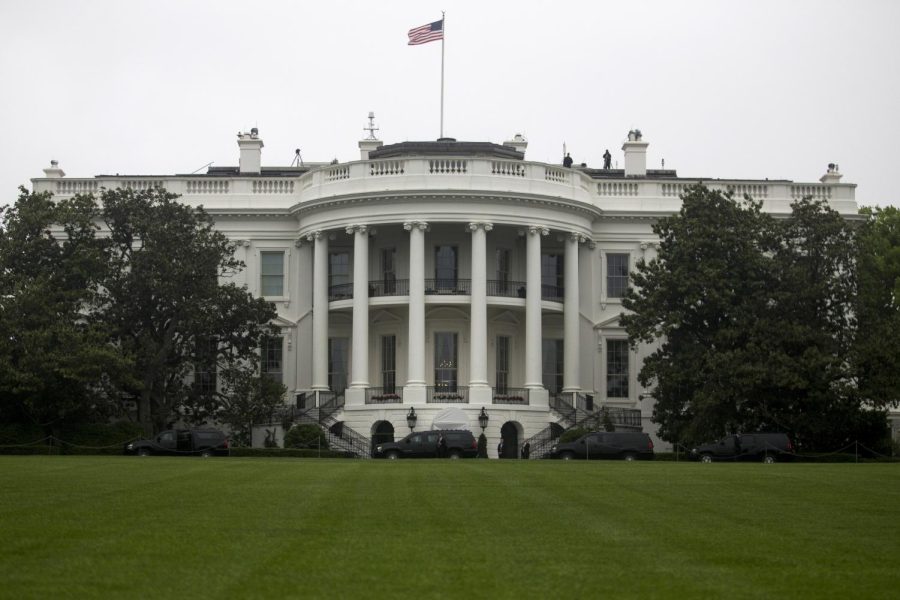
[427,386,469,403]
[369,279,409,297]
[541,284,564,302]
[492,388,530,405]
[328,283,353,301]
[365,387,403,404]
[424,279,471,295]
[486,279,527,298]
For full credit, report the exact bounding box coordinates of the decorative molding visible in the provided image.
[528,225,550,237]
[467,221,494,233]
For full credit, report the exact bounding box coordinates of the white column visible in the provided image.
[349,225,369,391]
[310,231,329,391]
[404,221,427,401]
[563,233,582,392]
[468,222,491,395]
[525,226,548,389]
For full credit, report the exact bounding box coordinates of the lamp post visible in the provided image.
[478,407,489,432]
[406,407,417,432]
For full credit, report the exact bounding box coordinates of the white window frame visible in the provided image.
[255,246,291,303]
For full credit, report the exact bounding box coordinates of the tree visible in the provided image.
[210,370,286,447]
[621,185,775,445]
[0,188,129,428]
[622,185,886,450]
[854,206,900,410]
[96,187,279,434]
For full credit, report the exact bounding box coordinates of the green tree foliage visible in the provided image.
[0,189,129,427]
[283,424,329,450]
[622,185,887,450]
[1,186,281,436]
[854,206,900,410]
[210,370,286,446]
[95,187,279,433]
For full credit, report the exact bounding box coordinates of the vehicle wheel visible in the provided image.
[560,452,575,461]
[386,451,400,460]
[137,448,150,457]
[700,454,713,464]
[201,450,213,458]
[448,451,461,460]
[763,455,776,464]
[623,453,637,462]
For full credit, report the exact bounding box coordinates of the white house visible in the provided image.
[31,122,859,457]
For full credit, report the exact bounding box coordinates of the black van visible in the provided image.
[548,432,654,461]
[374,430,478,459]
[690,433,794,463]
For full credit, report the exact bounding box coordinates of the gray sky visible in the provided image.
[2,0,898,207]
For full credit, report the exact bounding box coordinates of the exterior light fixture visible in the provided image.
[478,407,489,432]
[406,407,417,431]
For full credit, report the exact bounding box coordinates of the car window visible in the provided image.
[426,433,438,444]
[409,434,422,444]
[159,431,175,443]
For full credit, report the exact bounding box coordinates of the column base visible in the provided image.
[527,387,549,408]
[345,387,366,406]
[403,384,427,404]
[468,385,492,405]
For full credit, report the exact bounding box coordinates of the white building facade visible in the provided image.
[31,127,858,457]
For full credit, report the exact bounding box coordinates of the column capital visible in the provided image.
[528,225,550,237]
[403,221,429,232]
[568,232,588,244]
[234,239,251,247]
[306,230,323,242]
[345,224,368,235]
[467,222,494,233]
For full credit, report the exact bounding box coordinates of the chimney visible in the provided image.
[622,129,648,177]
[819,163,843,184]
[238,128,264,174]
[43,159,65,178]
[359,111,384,160]
[503,133,528,156]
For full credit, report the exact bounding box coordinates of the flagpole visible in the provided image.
[440,11,445,138]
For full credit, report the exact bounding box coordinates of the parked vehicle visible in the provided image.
[124,429,229,457]
[690,433,794,463]
[548,432,654,461]
[374,430,478,459]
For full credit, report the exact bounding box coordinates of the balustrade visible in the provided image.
[427,386,469,403]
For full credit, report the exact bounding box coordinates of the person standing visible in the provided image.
[603,149,612,170]
[497,438,505,458]
[437,433,447,458]
[563,153,574,168]
[521,441,530,460]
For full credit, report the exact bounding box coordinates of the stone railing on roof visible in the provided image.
[31,157,857,216]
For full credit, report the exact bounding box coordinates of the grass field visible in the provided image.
[1,457,898,599]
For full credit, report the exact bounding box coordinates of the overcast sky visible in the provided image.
[2,0,898,207]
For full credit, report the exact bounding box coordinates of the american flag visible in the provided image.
[408,19,444,45]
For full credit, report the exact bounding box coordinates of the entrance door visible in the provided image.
[371,421,395,455]
[500,422,519,459]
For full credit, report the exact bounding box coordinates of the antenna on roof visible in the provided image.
[291,148,304,167]
[191,161,213,174]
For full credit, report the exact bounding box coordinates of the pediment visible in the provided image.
[490,310,520,325]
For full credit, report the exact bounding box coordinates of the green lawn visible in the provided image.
[0,457,898,599]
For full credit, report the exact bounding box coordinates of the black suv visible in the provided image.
[690,433,794,463]
[124,429,229,457]
[548,432,654,461]
[374,430,478,459]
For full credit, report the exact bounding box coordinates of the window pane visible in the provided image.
[606,339,629,398]
[329,338,348,396]
[541,254,563,288]
[496,336,509,394]
[262,335,283,385]
[261,252,284,296]
[382,335,396,393]
[435,246,457,285]
[607,254,629,298]
[542,338,563,394]
[329,252,350,287]
[434,332,458,391]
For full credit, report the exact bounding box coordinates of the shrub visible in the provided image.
[559,427,590,444]
[228,447,354,458]
[477,433,487,458]
[283,424,329,450]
